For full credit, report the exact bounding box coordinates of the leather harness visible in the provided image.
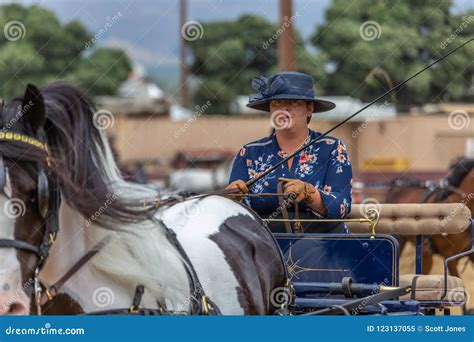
[0,130,221,316]
[276,180,302,233]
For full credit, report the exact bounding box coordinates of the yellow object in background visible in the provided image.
[362,158,410,172]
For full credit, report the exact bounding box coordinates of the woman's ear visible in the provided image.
[307,101,314,113]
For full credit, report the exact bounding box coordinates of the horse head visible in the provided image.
[0,84,49,315]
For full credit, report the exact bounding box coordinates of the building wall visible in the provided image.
[110,114,473,172]
[350,116,473,171]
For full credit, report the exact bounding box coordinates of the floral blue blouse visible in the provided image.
[228,129,352,219]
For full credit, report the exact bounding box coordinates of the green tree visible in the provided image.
[0,4,131,99]
[310,0,473,106]
[68,48,131,96]
[189,14,325,114]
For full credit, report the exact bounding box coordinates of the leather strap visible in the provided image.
[277,181,293,233]
[130,285,145,312]
[277,180,303,233]
[341,277,353,298]
[293,201,302,233]
[0,239,40,254]
[410,275,420,300]
[157,217,221,315]
[0,157,6,192]
[40,237,111,305]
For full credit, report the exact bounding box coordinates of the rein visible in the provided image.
[143,39,473,207]
[244,39,472,189]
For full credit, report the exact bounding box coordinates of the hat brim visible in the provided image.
[246,94,335,113]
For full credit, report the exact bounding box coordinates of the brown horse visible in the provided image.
[386,158,474,277]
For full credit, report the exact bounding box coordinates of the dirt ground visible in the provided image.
[399,243,473,315]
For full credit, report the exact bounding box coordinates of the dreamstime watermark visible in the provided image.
[1,278,34,313]
[177,277,211,311]
[262,12,300,49]
[84,192,119,227]
[4,20,26,41]
[440,192,474,228]
[2,100,34,133]
[358,198,382,217]
[351,101,389,138]
[92,286,115,308]
[93,109,115,130]
[270,286,292,308]
[84,12,123,49]
[359,21,381,41]
[173,101,212,139]
[266,192,297,222]
[351,279,389,315]
[181,20,204,41]
[270,109,292,130]
[448,110,470,130]
[3,198,26,219]
[5,323,85,335]
[447,287,469,306]
[440,16,474,50]
[183,200,202,218]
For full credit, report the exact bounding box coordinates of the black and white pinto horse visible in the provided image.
[0,82,287,315]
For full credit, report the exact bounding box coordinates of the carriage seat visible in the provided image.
[348,203,471,309]
[399,274,466,304]
[348,203,471,235]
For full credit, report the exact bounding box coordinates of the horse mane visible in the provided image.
[438,157,474,201]
[37,81,161,228]
[0,81,159,229]
[0,82,196,309]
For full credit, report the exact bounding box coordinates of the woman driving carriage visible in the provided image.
[226,72,352,233]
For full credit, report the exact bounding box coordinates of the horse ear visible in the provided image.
[22,84,46,134]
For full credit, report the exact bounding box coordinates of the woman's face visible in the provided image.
[269,100,314,131]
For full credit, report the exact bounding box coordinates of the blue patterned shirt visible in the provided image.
[228,129,352,219]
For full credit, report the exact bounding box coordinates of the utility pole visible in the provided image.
[277,0,296,71]
[180,0,190,108]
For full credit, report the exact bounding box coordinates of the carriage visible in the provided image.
[266,202,473,315]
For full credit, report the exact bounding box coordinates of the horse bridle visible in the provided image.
[0,129,224,316]
[393,178,473,204]
[418,179,473,204]
[0,130,60,314]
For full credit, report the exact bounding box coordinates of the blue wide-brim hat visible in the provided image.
[247,71,335,113]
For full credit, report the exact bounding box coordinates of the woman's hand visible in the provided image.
[279,177,327,216]
[278,177,315,203]
[225,179,249,200]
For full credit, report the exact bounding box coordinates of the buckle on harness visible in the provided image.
[201,295,210,315]
[48,233,57,245]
